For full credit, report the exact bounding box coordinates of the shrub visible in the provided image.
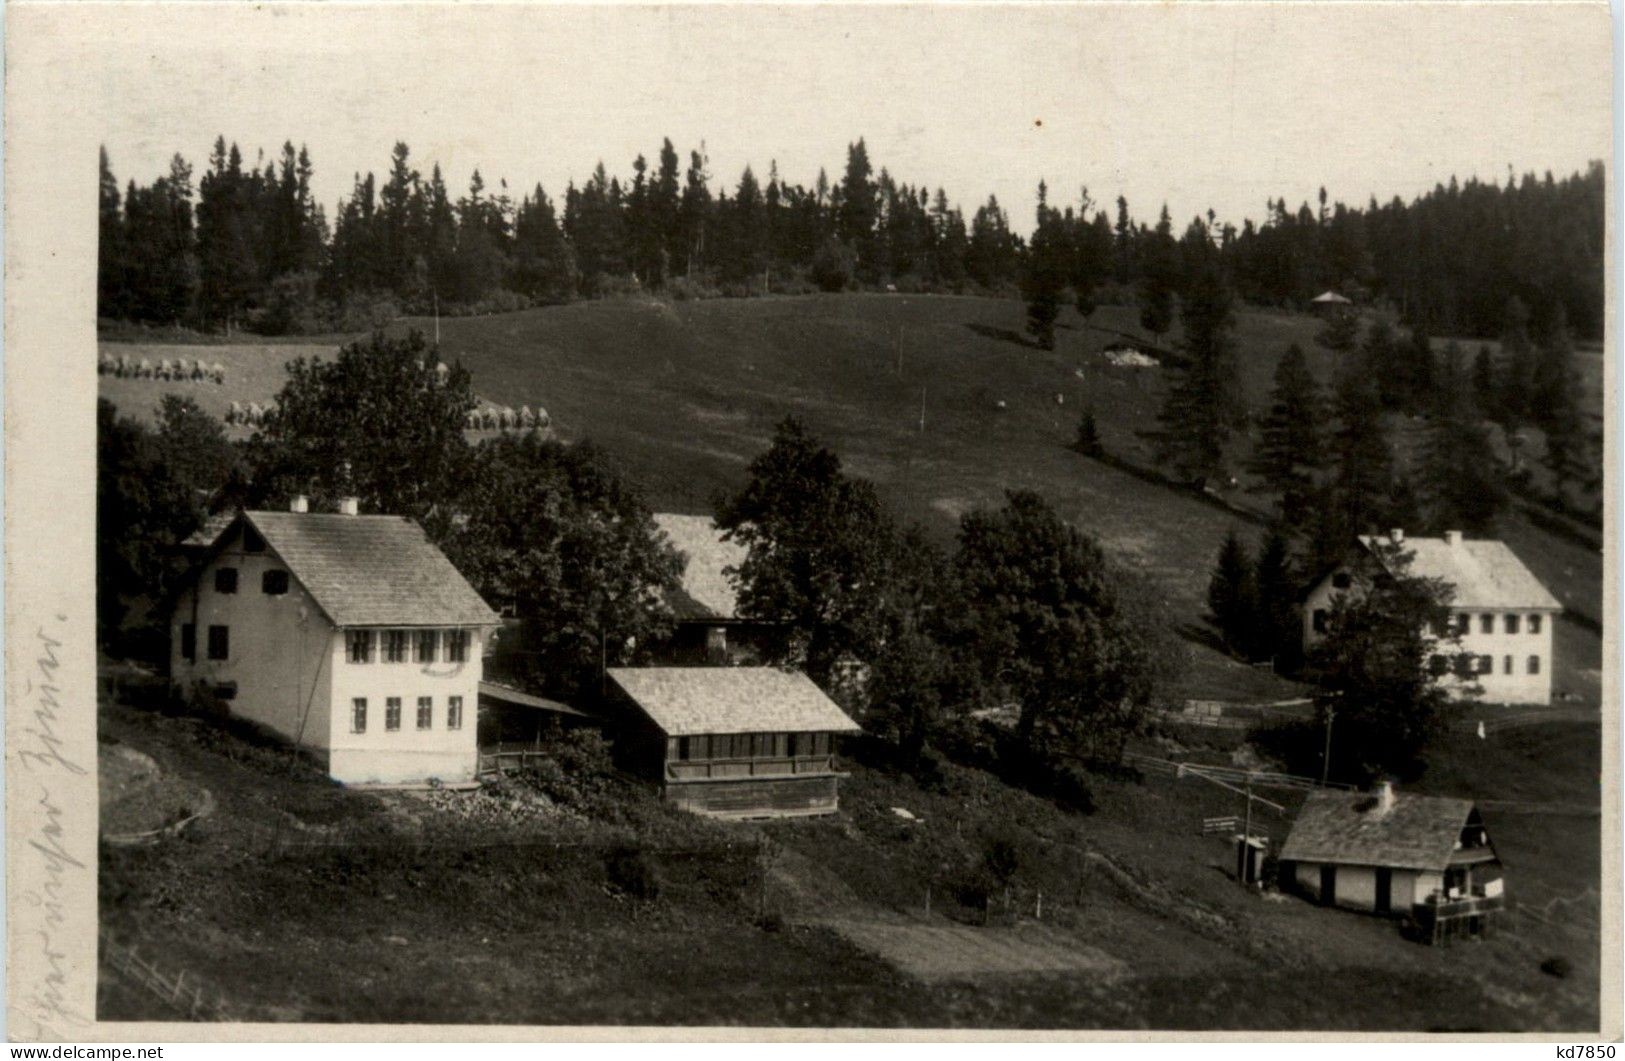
[982,834,1022,884]
[605,845,662,900]
[810,238,856,292]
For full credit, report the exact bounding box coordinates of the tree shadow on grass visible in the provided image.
[1177,620,1231,657]
[965,322,1046,351]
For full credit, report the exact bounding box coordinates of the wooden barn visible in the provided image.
[1279,783,1504,939]
[606,666,861,819]
[650,513,781,665]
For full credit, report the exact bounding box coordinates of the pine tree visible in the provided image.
[1207,529,1257,658]
[1074,409,1103,457]
[1154,259,1241,485]
[1138,205,1176,337]
[1022,181,1065,349]
[1253,527,1298,667]
[1533,305,1587,497]
[98,147,128,320]
[1420,344,1505,533]
[1249,343,1324,529]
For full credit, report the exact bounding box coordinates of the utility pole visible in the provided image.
[433,291,440,346]
[1321,707,1337,786]
[919,385,926,434]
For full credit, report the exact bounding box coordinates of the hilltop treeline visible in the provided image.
[99,137,1604,340]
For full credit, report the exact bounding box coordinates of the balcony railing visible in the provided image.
[667,755,835,782]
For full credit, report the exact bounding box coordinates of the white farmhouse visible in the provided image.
[167,497,501,785]
[1303,529,1562,705]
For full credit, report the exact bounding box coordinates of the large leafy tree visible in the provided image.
[97,396,241,654]
[443,432,681,703]
[715,417,897,688]
[1308,541,1461,782]
[247,329,475,533]
[953,490,1160,763]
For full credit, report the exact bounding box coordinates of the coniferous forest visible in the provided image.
[99,137,1605,344]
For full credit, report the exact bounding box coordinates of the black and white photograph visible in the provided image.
[4,0,1617,1041]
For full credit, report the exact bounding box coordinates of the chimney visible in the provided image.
[1389,528,1404,544]
[1445,530,1463,547]
[1374,780,1395,814]
[338,497,359,516]
[289,494,309,514]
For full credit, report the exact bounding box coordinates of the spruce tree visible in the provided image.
[1534,305,1587,497]
[1138,204,1177,337]
[1249,343,1324,529]
[1253,527,1298,667]
[1207,529,1257,658]
[1153,258,1242,485]
[1074,409,1103,457]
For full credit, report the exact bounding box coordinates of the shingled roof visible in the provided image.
[1357,533,1561,610]
[1279,789,1482,872]
[652,513,748,622]
[192,511,499,628]
[609,667,861,737]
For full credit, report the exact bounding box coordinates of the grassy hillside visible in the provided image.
[98,292,1601,704]
[98,693,1601,1029]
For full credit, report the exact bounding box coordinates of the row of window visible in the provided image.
[1428,653,1542,677]
[346,629,470,664]
[672,732,833,761]
[1447,612,1544,636]
[180,623,229,661]
[351,695,463,733]
[214,566,289,596]
[1311,609,1547,636]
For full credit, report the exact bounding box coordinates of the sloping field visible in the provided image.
[98,293,1600,703]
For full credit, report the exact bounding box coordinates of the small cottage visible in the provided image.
[167,497,502,785]
[1279,783,1504,930]
[606,666,861,818]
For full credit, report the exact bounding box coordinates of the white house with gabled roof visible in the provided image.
[167,496,502,785]
[1303,529,1562,705]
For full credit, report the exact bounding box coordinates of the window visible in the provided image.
[1477,655,1493,675]
[385,697,402,731]
[446,629,470,663]
[1529,614,1543,635]
[1456,613,1471,635]
[1312,609,1328,634]
[1331,572,1352,590]
[180,623,196,662]
[447,696,463,730]
[1453,654,1475,678]
[242,525,266,553]
[415,630,438,663]
[1503,655,1513,675]
[352,698,367,733]
[346,629,373,663]
[417,696,432,730]
[1428,654,1449,676]
[1528,655,1541,675]
[214,567,238,594]
[1480,614,1494,635]
[385,630,410,663]
[1504,614,1520,635]
[207,625,229,661]
[262,569,289,595]
[213,681,237,701]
